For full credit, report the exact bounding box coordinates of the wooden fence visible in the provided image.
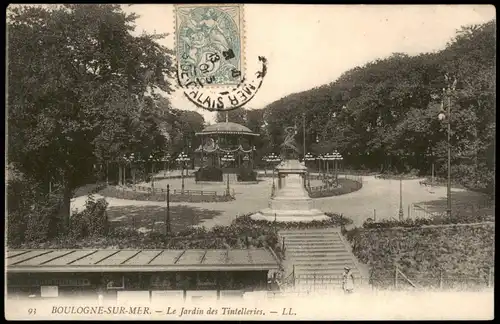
[131,185,225,197]
[287,266,494,292]
[408,200,494,220]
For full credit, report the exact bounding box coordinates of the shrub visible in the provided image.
[7,178,63,245]
[362,212,494,229]
[195,166,223,182]
[237,168,257,182]
[233,213,352,231]
[17,212,354,251]
[344,224,494,285]
[68,195,109,239]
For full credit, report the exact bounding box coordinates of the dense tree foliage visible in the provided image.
[7,4,177,231]
[260,20,495,195]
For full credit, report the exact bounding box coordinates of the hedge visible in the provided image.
[14,212,353,251]
[195,166,223,182]
[237,168,258,182]
[344,223,494,286]
[362,212,494,229]
[308,178,362,198]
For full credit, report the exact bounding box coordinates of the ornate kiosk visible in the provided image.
[194,115,259,181]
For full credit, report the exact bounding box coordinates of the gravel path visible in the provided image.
[71,174,488,228]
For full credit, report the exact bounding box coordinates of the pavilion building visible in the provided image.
[194,114,259,173]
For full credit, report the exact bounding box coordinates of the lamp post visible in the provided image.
[128,153,136,185]
[322,153,335,185]
[302,112,306,159]
[123,154,133,186]
[221,153,235,196]
[332,151,343,185]
[264,153,281,196]
[304,152,316,189]
[105,160,109,186]
[398,173,404,220]
[317,154,322,175]
[317,154,324,178]
[149,154,155,190]
[438,75,457,218]
[176,152,190,194]
[162,153,171,177]
[165,184,171,235]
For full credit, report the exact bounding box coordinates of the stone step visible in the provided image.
[289,260,353,267]
[289,256,354,263]
[287,250,352,256]
[280,234,340,239]
[289,251,353,257]
[287,254,350,260]
[285,243,348,252]
[286,248,348,254]
[283,240,342,245]
[293,265,359,272]
[293,260,358,267]
[286,242,344,247]
[279,229,341,235]
[283,238,342,243]
[284,242,341,246]
[285,241,344,249]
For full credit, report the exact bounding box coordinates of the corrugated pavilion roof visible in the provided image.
[6,249,279,273]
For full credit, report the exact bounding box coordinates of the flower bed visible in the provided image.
[344,223,495,287]
[99,186,234,203]
[362,212,494,229]
[234,213,352,230]
[308,178,362,198]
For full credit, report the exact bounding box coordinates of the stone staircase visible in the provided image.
[278,227,369,292]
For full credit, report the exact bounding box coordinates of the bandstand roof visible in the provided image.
[196,122,259,137]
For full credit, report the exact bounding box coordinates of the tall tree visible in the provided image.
[260,20,495,194]
[7,4,175,231]
[216,109,247,124]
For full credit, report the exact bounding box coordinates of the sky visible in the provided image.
[125,5,495,123]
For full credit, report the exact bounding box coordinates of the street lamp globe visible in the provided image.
[438,112,446,121]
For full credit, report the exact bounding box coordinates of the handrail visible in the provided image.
[396,266,419,288]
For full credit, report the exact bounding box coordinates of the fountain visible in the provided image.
[251,126,329,222]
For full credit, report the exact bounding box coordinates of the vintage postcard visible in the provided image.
[5,4,495,321]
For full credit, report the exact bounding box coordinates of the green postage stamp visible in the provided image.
[175,4,244,86]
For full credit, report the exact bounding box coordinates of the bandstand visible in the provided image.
[194,117,259,173]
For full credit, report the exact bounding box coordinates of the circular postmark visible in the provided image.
[177,56,268,112]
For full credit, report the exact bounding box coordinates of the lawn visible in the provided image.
[106,204,222,234]
[415,189,494,219]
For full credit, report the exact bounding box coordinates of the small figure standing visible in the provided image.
[342,266,355,294]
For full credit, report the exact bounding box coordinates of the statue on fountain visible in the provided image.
[250,124,329,222]
[280,126,300,160]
